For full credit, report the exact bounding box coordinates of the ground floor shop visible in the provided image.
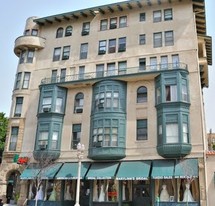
[0,158,206,206]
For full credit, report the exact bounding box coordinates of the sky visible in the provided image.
[0,0,214,132]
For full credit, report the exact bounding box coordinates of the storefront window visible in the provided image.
[93,180,119,202]
[122,180,132,202]
[64,180,75,200]
[154,178,199,203]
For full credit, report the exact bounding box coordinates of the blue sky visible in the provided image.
[0,0,214,132]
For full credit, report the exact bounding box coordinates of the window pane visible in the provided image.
[164,9,173,21]
[100,19,108,31]
[118,37,126,52]
[53,48,61,61]
[15,72,22,89]
[56,28,63,38]
[80,43,88,59]
[140,13,146,21]
[153,32,162,48]
[137,119,147,140]
[153,10,162,22]
[139,34,146,45]
[56,98,63,113]
[166,123,178,143]
[14,97,23,117]
[22,72,31,89]
[109,39,116,53]
[165,31,174,46]
[119,16,127,28]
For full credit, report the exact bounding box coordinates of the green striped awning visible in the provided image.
[85,162,119,180]
[20,164,41,180]
[174,159,198,178]
[55,162,90,179]
[151,160,175,179]
[116,161,151,180]
[40,163,62,179]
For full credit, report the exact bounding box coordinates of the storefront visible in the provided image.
[20,159,200,206]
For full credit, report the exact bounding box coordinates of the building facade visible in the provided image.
[0,0,212,206]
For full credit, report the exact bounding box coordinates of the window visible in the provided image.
[24,30,30,35]
[9,127,19,151]
[108,39,116,53]
[62,46,70,60]
[165,85,177,101]
[14,72,22,90]
[118,37,126,52]
[42,97,52,112]
[38,127,49,150]
[65,26,73,36]
[14,97,23,117]
[161,56,168,70]
[150,57,157,70]
[181,80,188,102]
[96,64,104,78]
[100,19,108,31]
[53,47,61,61]
[74,93,84,113]
[153,10,162,22]
[118,61,127,75]
[119,16,127,28]
[107,63,116,76]
[164,8,173,21]
[182,115,189,143]
[166,123,178,143]
[140,13,146,21]
[156,86,161,104]
[56,27,64,38]
[139,34,146,45]
[153,32,162,48]
[22,72,30,89]
[80,43,88,59]
[92,122,119,147]
[165,31,174,46]
[172,54,179,68]
[55,98,63,113]
[71,124,81,149]
[60,68,66,82]
[82,22,90,36]
[51,131,59,149]
[137,86,147,103]
[110,17,117,29]
[79,66,85,80]
[98,40,106,55]
[26,50,34,63]
[139,58,146,71]
[19,51,26,64]
[51,70,58,83]
[137,119,148,140]
[31,29,38,36]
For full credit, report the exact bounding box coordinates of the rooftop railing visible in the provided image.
[41,62,187,85]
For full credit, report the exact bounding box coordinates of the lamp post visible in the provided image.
[74,142,85,206]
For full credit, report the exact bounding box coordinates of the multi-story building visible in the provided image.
[0,0,212,206]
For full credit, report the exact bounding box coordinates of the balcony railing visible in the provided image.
[41,63,187,85]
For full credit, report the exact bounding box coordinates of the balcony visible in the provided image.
[14,35,46,56]
[41,63,188,86]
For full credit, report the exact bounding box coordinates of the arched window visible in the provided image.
[137,86,147,103]
[56,27,63,38]
[74,93,84,113]
[65,26,73,36]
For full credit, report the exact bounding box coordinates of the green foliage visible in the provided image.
[213,144,215,151]
[0,112,9,152]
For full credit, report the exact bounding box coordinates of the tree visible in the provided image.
[0,112,8,162]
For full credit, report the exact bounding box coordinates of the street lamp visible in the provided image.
[74,142,85,206]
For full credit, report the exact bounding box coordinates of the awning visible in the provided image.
[174,159,198,178]
[40,163,63,179]
[116,161,151,180]
[55,162,90,179]
[85,162,119,179]
[20,164,41,180]
[151,160,175,179]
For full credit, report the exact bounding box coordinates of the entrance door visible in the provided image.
[133,180,151,206]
